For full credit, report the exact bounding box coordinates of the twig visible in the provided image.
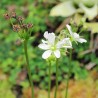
[56,17,71,33]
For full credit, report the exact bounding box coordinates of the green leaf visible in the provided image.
[39,70,45,77]
[20,81,29,88]
[44,77,49,82]
[50,1,76,17]
[32,75,40,82]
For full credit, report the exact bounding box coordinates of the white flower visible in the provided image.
[79,3,98,20]
[38,31,72,59]
[66,24,87,43]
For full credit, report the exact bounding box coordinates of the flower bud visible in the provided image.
[21,23,27,29]
[17,16,24,22]
[11,12,16,18]
[13,25,21,32]
[27,23,33,29]
[4,13,10,20]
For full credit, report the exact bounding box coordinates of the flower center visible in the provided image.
[51,46,56,51]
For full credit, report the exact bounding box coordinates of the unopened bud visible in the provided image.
[17,16,24,22]
[21,23,27,29]
[4,13,10,20]
[13,25,21,32]
[27,23,33,28]
[11,12,16,18]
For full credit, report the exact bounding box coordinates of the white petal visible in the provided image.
[56,41,64,48]
[54,50,60,58]
[66,24,73,36]
[64,38,72,47]
[56,38,68,48]
[42,50,52,59]
[73,33,87,43]
[73,33,79,39]
[57,38,72,49]
[79,3,98,20]
[38,44,50,50]
[44,31,49,39]
[63,46,72,48]
[47,33,55,45]
[76,38,87,43]
[42,39,48,44]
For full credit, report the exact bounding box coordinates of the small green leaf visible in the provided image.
[20,81,29,88]
[39,71,45,77]
[32,75,40,82]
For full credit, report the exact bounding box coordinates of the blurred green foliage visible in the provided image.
[0,80,15,98]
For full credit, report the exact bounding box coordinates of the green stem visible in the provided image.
[54,59,59,98]
[24,40,34,98]
[9,18,13,26]
[48,60,51,98]
[65,49,72,98]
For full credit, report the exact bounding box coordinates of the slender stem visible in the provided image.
[54,59,59,98]
[65,49,72,98]
[48,60,51,98]
[23,40,34,98]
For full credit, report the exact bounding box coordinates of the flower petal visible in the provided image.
[54,50,60,58]
[57,38,72,49]
[63,38,72,45]
[42,50,52,59]
[79,3,98,20]
[63,46,72,48]
[42,39,48,44]
[66,24,73,36]
[44,31,49,39]
[56,38,68,48]
[73,33,79,39]
[38,44,50,50]
[56,41,64,48]
[76,38,87,43]
[47,33,55,45]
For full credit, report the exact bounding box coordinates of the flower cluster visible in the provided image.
[4,12,33,40]
[39,24,87,59]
